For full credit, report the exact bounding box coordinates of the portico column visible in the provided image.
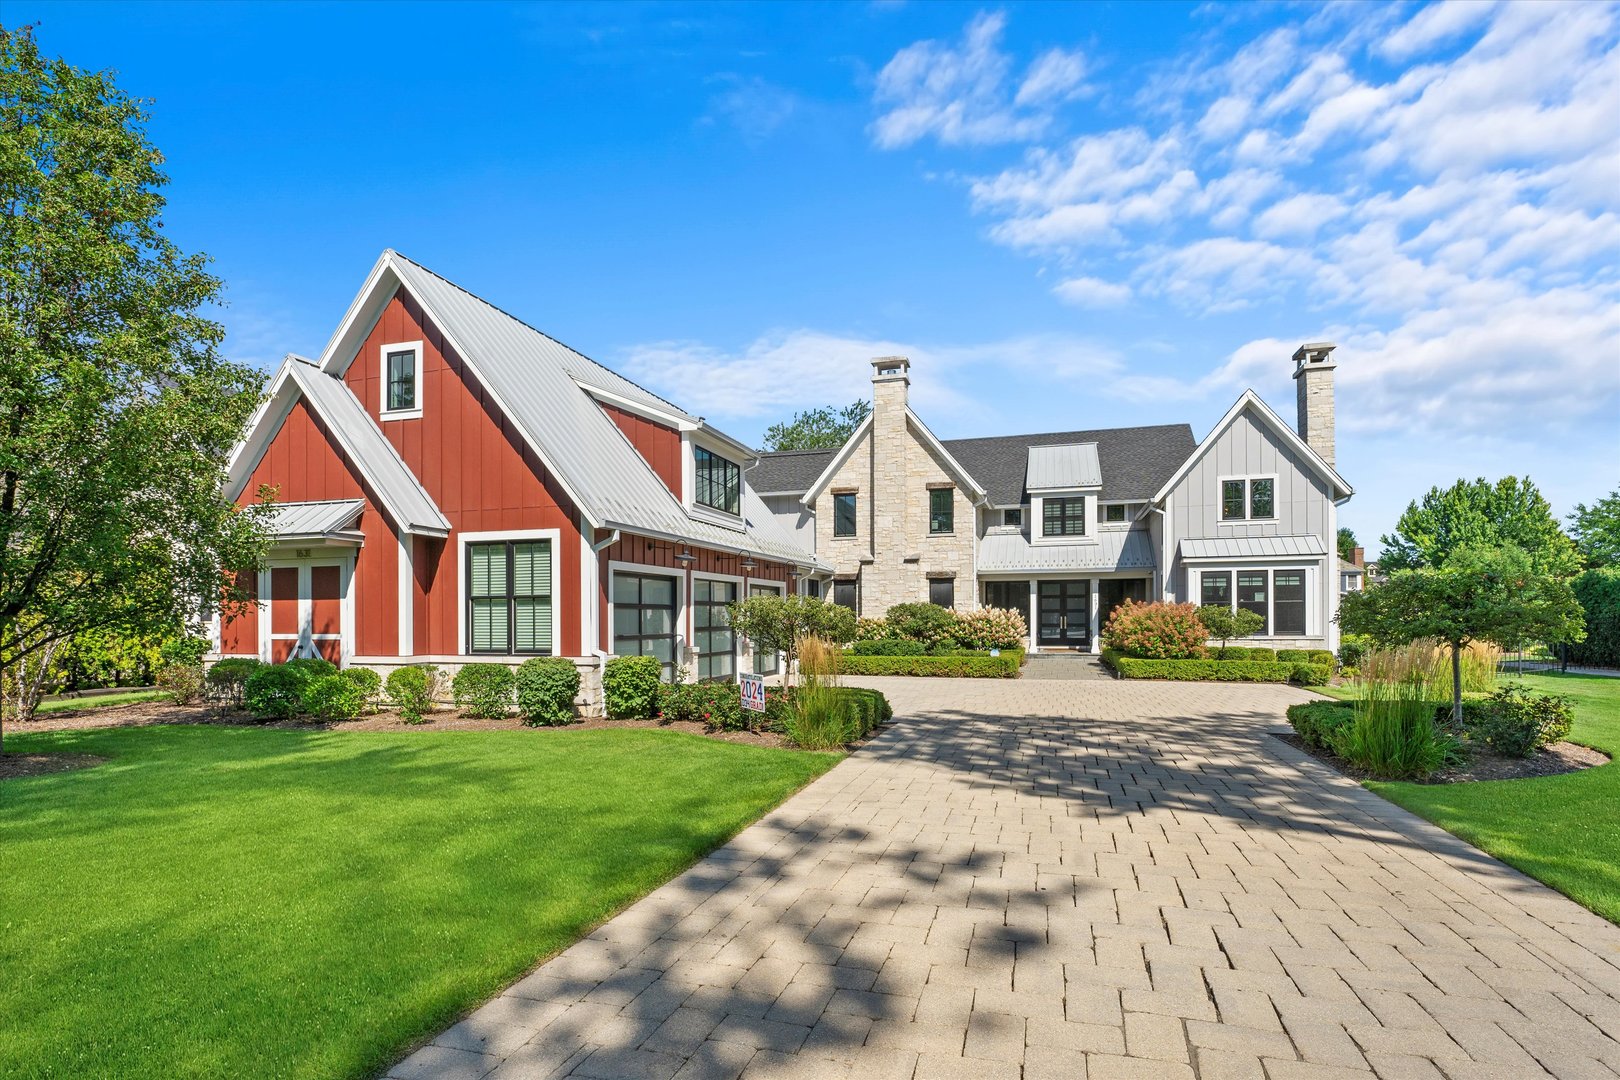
[1027,578,1038,653]
[1089,577,1101,654]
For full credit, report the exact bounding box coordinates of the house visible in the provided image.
[216,251,827,708]
[752,347,1354,654]
[1340,545,1367,595]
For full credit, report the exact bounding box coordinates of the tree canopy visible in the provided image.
[0,29,270,730]
[1569,486,1620,568]
[726,593,856,684]
[1338,545,1585,722]
[761,401,871,451]
[1337,527,1358,563]
[1378,476,1578,577]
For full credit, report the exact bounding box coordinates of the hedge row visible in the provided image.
[837,649,1023,678]
[1569,567,1620,668]
[1213,646,1335,664]
[1102,649,1329,685]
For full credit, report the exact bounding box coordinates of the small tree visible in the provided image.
[762,401,871,451]
[1337,527,1358,563]
[1338,545,1585,725]
[728,594,857,686]
[1199,605,1265,657]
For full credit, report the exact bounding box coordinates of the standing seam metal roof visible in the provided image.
[1178,535,1328,560]
[263,499,366,539]
[977,525,1156,573]
[1025,443,1102,490]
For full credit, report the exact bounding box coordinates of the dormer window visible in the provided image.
[380,341,423,420]
[1042,496,1087,538]
[694,446,740,516]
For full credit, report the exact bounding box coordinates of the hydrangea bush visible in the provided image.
[1101,600,1208,659]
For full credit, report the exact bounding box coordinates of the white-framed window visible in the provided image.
[458,529,560,656]
[1219,475,1277,521]
[1197,567,1309,636]
[1102,503,1130,524]
[1002,507,1023,527]
[380,340,424,421]
[694,446,741,516]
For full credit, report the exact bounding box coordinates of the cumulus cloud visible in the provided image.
[1052,276,1132,308]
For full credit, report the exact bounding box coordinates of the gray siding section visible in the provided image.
[1168,407,1333,540]
[762,494,815,554]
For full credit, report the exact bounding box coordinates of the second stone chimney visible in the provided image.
[870,356,911,565]
[1291,342,1337,466]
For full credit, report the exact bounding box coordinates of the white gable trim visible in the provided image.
[908,409,989,505]
[800,414,874,507]
[1150,389,1353,505]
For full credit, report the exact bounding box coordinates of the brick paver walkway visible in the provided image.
[389,678,1620,1080]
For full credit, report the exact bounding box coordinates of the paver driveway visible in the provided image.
[390,678,1620,1080]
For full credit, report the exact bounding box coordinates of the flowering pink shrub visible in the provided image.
[954,606,1028,649]
[1102,600,1208,659]
[853,617,892,642]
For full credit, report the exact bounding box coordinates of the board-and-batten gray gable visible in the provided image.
[1167,405,1334,542]
[761,494,815,553]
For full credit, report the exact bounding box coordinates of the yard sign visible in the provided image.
[740,673,766,713]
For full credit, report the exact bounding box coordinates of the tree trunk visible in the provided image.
[1451,643,1464,728]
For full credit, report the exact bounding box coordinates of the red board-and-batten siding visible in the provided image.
[602,403,682,497]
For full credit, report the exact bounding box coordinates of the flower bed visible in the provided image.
[1102,648,1328,685]
[838,649,1024,678]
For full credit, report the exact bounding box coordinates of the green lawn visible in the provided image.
[35,688,165,713]
[0,725,840,1080]
[1365,672,1620,924]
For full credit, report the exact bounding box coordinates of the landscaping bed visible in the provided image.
[840,649,1024,677]
[1276,729,1606,784]
[1103,647,1329,684]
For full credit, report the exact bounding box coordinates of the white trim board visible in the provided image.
[1151,390,1353,505]
[377,339,425,422]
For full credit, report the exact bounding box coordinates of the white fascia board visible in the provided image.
[907,409,988,504]
[225,358,301,500]
[799,414,873,507]
[692,422,758,464]
[313,251,606,531]
[577,381,699,432]
[1150,390,1353,505]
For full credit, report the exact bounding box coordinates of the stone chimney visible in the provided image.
[1291,342,1337,466]
[870,356,911,570]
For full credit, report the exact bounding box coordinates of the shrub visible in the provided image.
[837,651,1022,677]
[840,687,892,738]
[339,667,382,712]
[515,657,580,726]
[1568,567,1620,667]
[283,656,338,682]
[158,635,211,669]
[1199,605,1265,655]
[156,663,203,704]
[850,638,929,656]
[603,655,662,719]
[853,617,893,642]
[1102,601,1207,659]
[244,663,309,720]
[1338,633,1373,671]
[1287,701,1355,751]
[306,673,367,721]
[1466,685,1575,757]
[1276,649,1335,665]
[884,603,959,647]
[452,663,515,719]
[656,681,790,732]
[954,607,1028,650]
[205,658,262,706]
[1290,663,1332,686]
[386,665,438,724]
[1333,677,1461,779]
[1102,649,1317,684]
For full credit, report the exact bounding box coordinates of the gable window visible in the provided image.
[380,341,424,420]
[832,492,857,537]
[928,578,954,608]
[1042,496,1086,538]
[1104,503,1127,523]
[929,488,954,534]
[467,540,552,654]
[1221,476,1277,521]
[694,447,741,516]
[1003,508,1022,527]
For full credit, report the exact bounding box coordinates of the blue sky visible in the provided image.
[17,0,1619,552]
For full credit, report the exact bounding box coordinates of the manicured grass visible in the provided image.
[35,688,165,713]
[1366,673,1620,924]
[0,725,840,1080]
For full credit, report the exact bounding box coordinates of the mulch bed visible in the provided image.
[7,699,849,751]
[1275,731,1609,784]
[0,751,107,781]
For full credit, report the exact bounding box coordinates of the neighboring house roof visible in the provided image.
[263,499,366,542]
[978,525,1157,574]
[751,448,837,495]
[1151,390,1353,505]
[1178,535,1329,560]
[1025,443,1101,491]
[756,423,1196,506]
[1340,558,1365,574]
[302,251,820,568]
[227,357,453,537]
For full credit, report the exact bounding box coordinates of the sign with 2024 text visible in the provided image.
[740,673,766,713]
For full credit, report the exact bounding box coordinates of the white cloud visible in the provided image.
[869,12,1087,148]
[702,75,798,140]
[1378,0,1500,60]
[1252,192,1348,239]
[1052,276,1132,307]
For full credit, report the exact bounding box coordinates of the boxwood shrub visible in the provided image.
[243,664,309,720]
[338,667,382,711]
[205,658,263,707]
[837,650,1022,678]
[453,663,515,719]
[306,673,368,721]
[1286,701,1355,751]
[1103,649,1329,685]
[515,657,580,726]
[1276,649,1335,665]
[386,665,438,724]
[603,655,662,719]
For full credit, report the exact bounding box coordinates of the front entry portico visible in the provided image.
[1036,579,1091,650]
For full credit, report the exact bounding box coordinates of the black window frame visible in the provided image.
[693,578,738,683]
[466,539,553,656]
[1042,496,1087,538]
[693,446,741,516]
[386,348,417,413]
[1200,570,1232,610]
[1221,479,1246,521]
[1104,503,1127,523]
[1249,477,1275,520]
[928,578,954,609]
[832,492,857,537]
[1236,571,1269,635]
[1003,508,1022,527]
[928,488,954,535]
[611,571,679,682]
[1273,570,1306,635]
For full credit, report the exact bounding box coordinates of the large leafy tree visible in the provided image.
[1337,527,1357,563]
[762,400,871,451]
[1338,545,1585,725]
[1569,486,1620,568]
[0,29,270,743]
[1378,476,1579,577]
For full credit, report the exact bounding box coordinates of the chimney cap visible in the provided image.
[1292,341,1337,374]
[871,355,910,380]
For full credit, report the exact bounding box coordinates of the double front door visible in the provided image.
[1037,580,1091,648]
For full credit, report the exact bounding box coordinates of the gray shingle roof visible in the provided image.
[752,422,1195,505]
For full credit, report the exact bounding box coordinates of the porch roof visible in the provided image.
[264,499,366,542]
[977,525,1156,574]
[1178,535,1328,561]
